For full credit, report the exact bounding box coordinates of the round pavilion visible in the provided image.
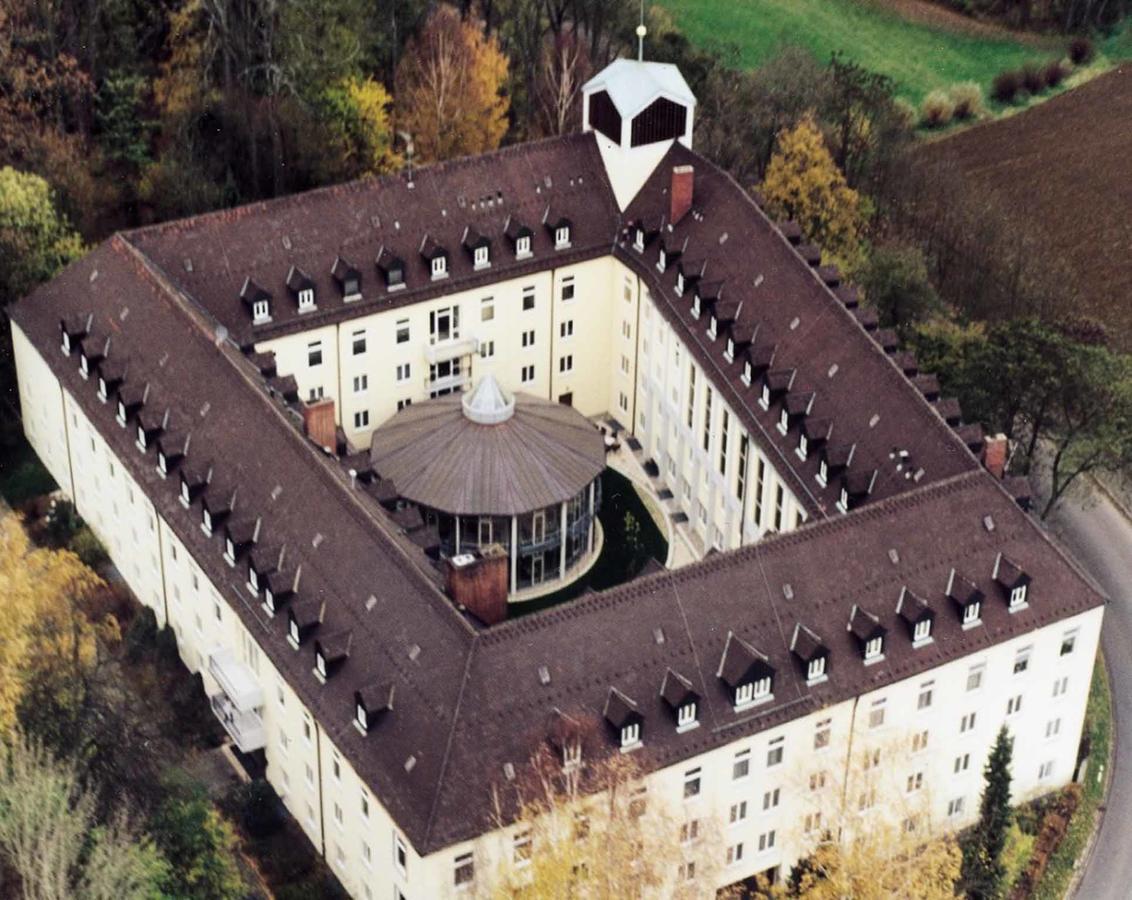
[369,375,605,596]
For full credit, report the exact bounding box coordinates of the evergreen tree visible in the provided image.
[962,725,1013,899]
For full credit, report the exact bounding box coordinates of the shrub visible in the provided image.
[229,779,285,838]
[893,97,918,129]
[1069,36,1095,65]
[949,81,985,120]
[1043,60,1066,89]
[1022,62,1046,95]
[992,70,1022,103]
[920,89,955,128]
[43,497,83,546]
[68,524,108,569]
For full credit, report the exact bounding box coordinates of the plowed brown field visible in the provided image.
[918,64,1132,346]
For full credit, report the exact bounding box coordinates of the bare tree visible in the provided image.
[535,30,590,137]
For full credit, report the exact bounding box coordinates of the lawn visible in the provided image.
[656,0,1129,104]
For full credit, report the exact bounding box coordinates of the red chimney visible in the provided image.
[302,398,337,452]
[983,433,1008,479]
[670,165,694,225]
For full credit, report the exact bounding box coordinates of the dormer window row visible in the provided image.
[331,257,362,300]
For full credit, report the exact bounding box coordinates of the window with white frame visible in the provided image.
[913,617,932,644]
[555,225,570,248]
[814,718,831,749]
[431,255,447,279]
[394,835,408,876]
[454,852,474,888]
[912,730,929,752]
[1007,694,1023,715]
[353,410,370,429]
[480,340,495,359]
[947,797,966,817]
[396,363,411,383]
[252,299,270,322]
[353,374,368,393]
[1045,717,1061,739]
[561,277,575,302]
[757,831,776,852]
[1052,675,1069,698]
[298,288,315,311]
[962,601,981,626]
[516,234,532,257]
[864,635,884,660]
[522,329,535,348]
[960,712,977,733]
[683,767,702,799]
[868,699,886,729]
[680,818,699,844]
[954,753,970,773]
[307,341,322,367]
[352,329,366,355]
[473,245,489,269]
[512,829,532,867]
[560,319,574,339]
[917,681,934,709]
[766,736,784,767]
[396,320,410,343]
[677,700,697,730]
[559,355,573,373]
[1039,760,1055,780]
[807,655,826,682]
[1010,584,1028,608]
[1060,630,1078,656]
[1013,647,1031,674]
[726,843,744,865]
[620,721,640,750]
[967,663,985,692]
[481,297,495,321]
[521,364,535,384]
[522,287,536,310]
[762,788,780,811]
[732,748,751,780]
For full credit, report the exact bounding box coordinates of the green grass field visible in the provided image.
[657,0,1131,104]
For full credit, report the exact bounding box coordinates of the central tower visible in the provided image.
[581,58,696,210]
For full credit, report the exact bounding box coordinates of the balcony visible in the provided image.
[428,370,472,396]
[207,648,266,753]
[425,336,478,365]
[210,692,266,753]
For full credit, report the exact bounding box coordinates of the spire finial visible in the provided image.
[636,0,647,61]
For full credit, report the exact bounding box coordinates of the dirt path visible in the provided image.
[868,0,1060,46]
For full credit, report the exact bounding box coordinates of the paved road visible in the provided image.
[1049,486,1132,900]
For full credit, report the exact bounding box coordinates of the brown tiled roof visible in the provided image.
[10,132,1105,857]
[368,392,605,516]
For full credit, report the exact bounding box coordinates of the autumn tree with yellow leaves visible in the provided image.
[761,113,867,272]
[395,5,510,163]
[0,511,109,736]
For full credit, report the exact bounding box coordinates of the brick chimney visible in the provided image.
[983,433,1008,479]
[446,545,509,625]
[670,165,694,226]
[302,398,337,453]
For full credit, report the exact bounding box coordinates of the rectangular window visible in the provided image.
[727,843,744,865]
[480,340,495,359]
[680,819,700,843]
[687,366,696,429]
[397,398,412,411]
[1039,760,1055,779]
[394,835,408,876]
[559,355,573,373]
[809,771,827,791]
[758,831,776,852]
[719,410,729,476]
[521,365,535,384]
[353,410,370,429]
[1060,630,1078,656]
[868,699,886,729]
[1053,676,1069,698]
[804,811,823,833]
[954,753,970,773]
[762,788,780,811]
[1046,718,1062,739]
[522,288,535,311]
[912,730,929,752]
[1013,646,1032,674]
[948,797,966,817]
[683,767,702,799]
[960,712,977,733]
[917,682,934,710]
[814,718,831,750]
[754,458,765,527]
[307,341,323,367]
[733,749,751,780]
[512,829,532,867]
[561,277,575,302]
[560,320,574,339]
[353,374,368,393]
[1007,694,1023,715]
[522,329,535,348]
[766,737,784,768]
[702,387,712,452]
[454,851,475,887]
[729,801,748,824]
[967,664,985,692]
[396,363,411,383]
[396,320,410,343]
[481,297,495,321]
[352,330,366,355]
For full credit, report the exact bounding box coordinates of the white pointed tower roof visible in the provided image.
[582,59,695,121]
[461,373,515,425]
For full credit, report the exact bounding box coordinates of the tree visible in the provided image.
[0,512,103,736]
[150,770,246,900]
[0,730,170,900]
[395,4,509,162]
[318,76,399,179]
[0,167,85,305]
[962,726,1013,900]
[486,727,722,898]
[762,113,866,272]
[534,31,591,138]
[858,242,940,333]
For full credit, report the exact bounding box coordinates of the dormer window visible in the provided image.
[247,565,259,594]
[202,508,213,535]
[116,400,127,427]
[725,339,735,362]
[298,289,315,311]
[777,408,789,435]
[718,633,774,713]
[837,486,849,513]
[563,740,582,769]
[741,360,752,386]
[387,266,404,289]
[962,601,981,626]
[252,299,270,322]
[179,478,191,507]
[331,257,362,300]
[241,277,273,324]
[634,228,645,251]
[473,245,490,270]
[913,618,932,644]
[554,226,570,249]
[677,701,697,730]
[79,353,90,378]
[224,536,236,566]
[691,295,701,319]
[658,248,667,272]
[994,554,1031,613]
[516,235,531,258]
[157,451,168,476]
[431,255,447,280]
[355,703,369,734]
[707,315,717,338]
[807,656,826,682]
[315,648,328,680]
[288,616,300,647]
[97,377,108,402]
[605,687,642,753]
[864,635,884,660]
[948,569,985,628]
[264,586,277,614]
[759,382,770,410]
[1010,585,1027,608]
[61,331,71,354]
[797,433,808,460]
[354,683,393,735]
[136,424,148,451]
[817,458,828,486]
[620,722,640,750]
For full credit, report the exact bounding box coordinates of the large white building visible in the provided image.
[11,58,1104,898]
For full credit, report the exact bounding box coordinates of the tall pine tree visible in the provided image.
[962,725,1013,899]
